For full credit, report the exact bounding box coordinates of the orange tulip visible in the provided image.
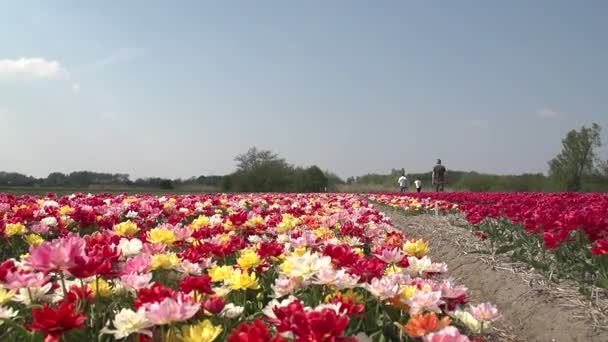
[401,312,451,338]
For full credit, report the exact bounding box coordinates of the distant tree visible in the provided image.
[113,173,131,184]
[0,172,38,186]
[45,172,67,186]
[306,166,329,192]
[159,179,174,190]
[548,123,602,191]
[227,147,294,192]
[324,171,344,191]
[235,147,284,172]
[599,160,608,177]
[346,177,355,185]
[293,166,328,192]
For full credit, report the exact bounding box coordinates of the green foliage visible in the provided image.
[0,171,38,186]
[549,123,602,191]
[472,218,607,290]
[294,166,329,192]
[159,179,174,190]
[324,171,345,191]
[453,172,549,192]
[343,170,559,192]
[223,147,330,193]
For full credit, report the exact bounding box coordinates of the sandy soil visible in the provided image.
[382,208,607,342]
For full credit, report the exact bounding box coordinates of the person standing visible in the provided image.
[398,173,408,192]
[432,159,447,192]
[414,179,422,192]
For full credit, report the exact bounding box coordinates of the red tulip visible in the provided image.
[28,301,87,342]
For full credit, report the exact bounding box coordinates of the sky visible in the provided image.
[1,0,607,180]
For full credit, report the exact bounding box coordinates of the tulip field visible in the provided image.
[369,192,608,290]
[0,193,502,342]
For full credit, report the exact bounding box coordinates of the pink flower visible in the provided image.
[423,326,471,342]
[27,235,86,272]
[172,226,193,241]
[198,258,215,269]
[325,215,339,227]
[375,248,405,264]
[121,254,152,274]
[407,291,444,315]
[292,232,319,248]
[142,243,166,255]
[388,272,412,284]
[435,280,468,299]
[365,277,400,300]
[468,303,500,322]
[271,276,303,298]
[143,296,201,325]
[30,223,50,234]
[3,271,50,289]
[121,273,153,291]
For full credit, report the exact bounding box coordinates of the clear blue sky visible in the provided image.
[1,0,607,179]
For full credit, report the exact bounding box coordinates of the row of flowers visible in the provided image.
[369,192,608,289]
[0,193,498,341]
[366,195,458,215]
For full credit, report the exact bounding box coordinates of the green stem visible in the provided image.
[26,287,33,305]
[59,272,68,298]
[3,319,34,339]
[159,325,166,342]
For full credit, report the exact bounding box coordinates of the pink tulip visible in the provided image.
[27,234,86,272]
[143,296,200,325]
[423,326,471,342]
[121,254,153,274]
[3,271,50,289]
[121,273,153,290]
[468,303,501,322]
[142,243,166,255]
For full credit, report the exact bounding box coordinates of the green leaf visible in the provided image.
[494,244,517,255]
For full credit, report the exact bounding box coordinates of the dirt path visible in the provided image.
[382,207,606,342]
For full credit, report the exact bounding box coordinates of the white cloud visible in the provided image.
[0,57,68,81]
[72,83,81,93]
[537,108,559,119]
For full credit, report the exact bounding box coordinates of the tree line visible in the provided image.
[344,123,608,192]
[1,123,606,193]
[0,148,342,192]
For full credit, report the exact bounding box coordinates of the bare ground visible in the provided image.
[381,207,608,342]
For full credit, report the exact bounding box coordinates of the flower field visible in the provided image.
[0,193,499,342]
[370,192,608,290]
[365,195,458,215]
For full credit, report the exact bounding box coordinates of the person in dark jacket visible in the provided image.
[432,159,447,192]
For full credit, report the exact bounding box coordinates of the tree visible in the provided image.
[45,172,67,186]
[324,171,344,191]
[548,123,602,191]
[293,166,329,192]
[159,179,174,190]
[227,147,294,192]
[0,172,38,186]
[303,166,329,192]
[599,160,608,177]
[235,147,284,172]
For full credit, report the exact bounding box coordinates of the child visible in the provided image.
[414,179,422,192]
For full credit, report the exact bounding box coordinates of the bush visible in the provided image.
[159,179,174,190]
